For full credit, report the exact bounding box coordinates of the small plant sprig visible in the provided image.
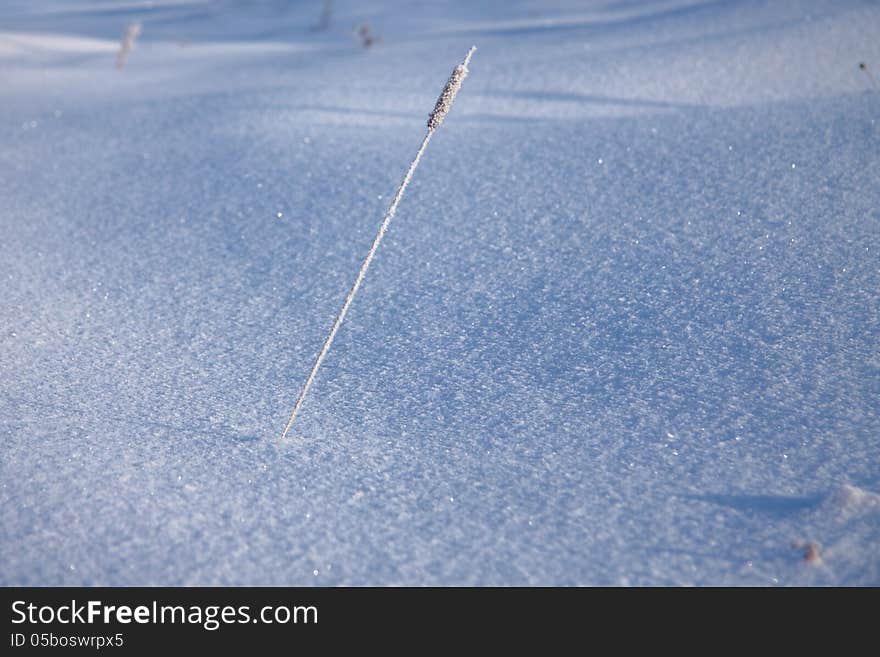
[280,46,477,440]
[355,24,381,49]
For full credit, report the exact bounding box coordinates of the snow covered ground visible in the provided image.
[1,0,878,586]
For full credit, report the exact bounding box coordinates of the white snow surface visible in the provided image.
[1,0,879,586]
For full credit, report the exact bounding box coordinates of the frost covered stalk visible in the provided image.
[116,22,142,70]
[280,46,476,440]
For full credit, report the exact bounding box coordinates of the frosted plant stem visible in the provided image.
[280,46,475,441]
[280,132,433,440]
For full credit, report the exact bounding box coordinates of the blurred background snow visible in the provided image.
[1,0,878,585]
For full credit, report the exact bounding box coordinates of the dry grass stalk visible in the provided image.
[280,46,477,440]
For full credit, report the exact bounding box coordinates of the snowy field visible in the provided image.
[1,0,879,586]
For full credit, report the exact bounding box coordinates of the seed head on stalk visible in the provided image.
[279,46,477,441]
[428,46,475,130]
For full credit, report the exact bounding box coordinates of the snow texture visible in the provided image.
[1,0,878,586]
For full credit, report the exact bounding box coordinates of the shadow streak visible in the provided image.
[689,493,822,516]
